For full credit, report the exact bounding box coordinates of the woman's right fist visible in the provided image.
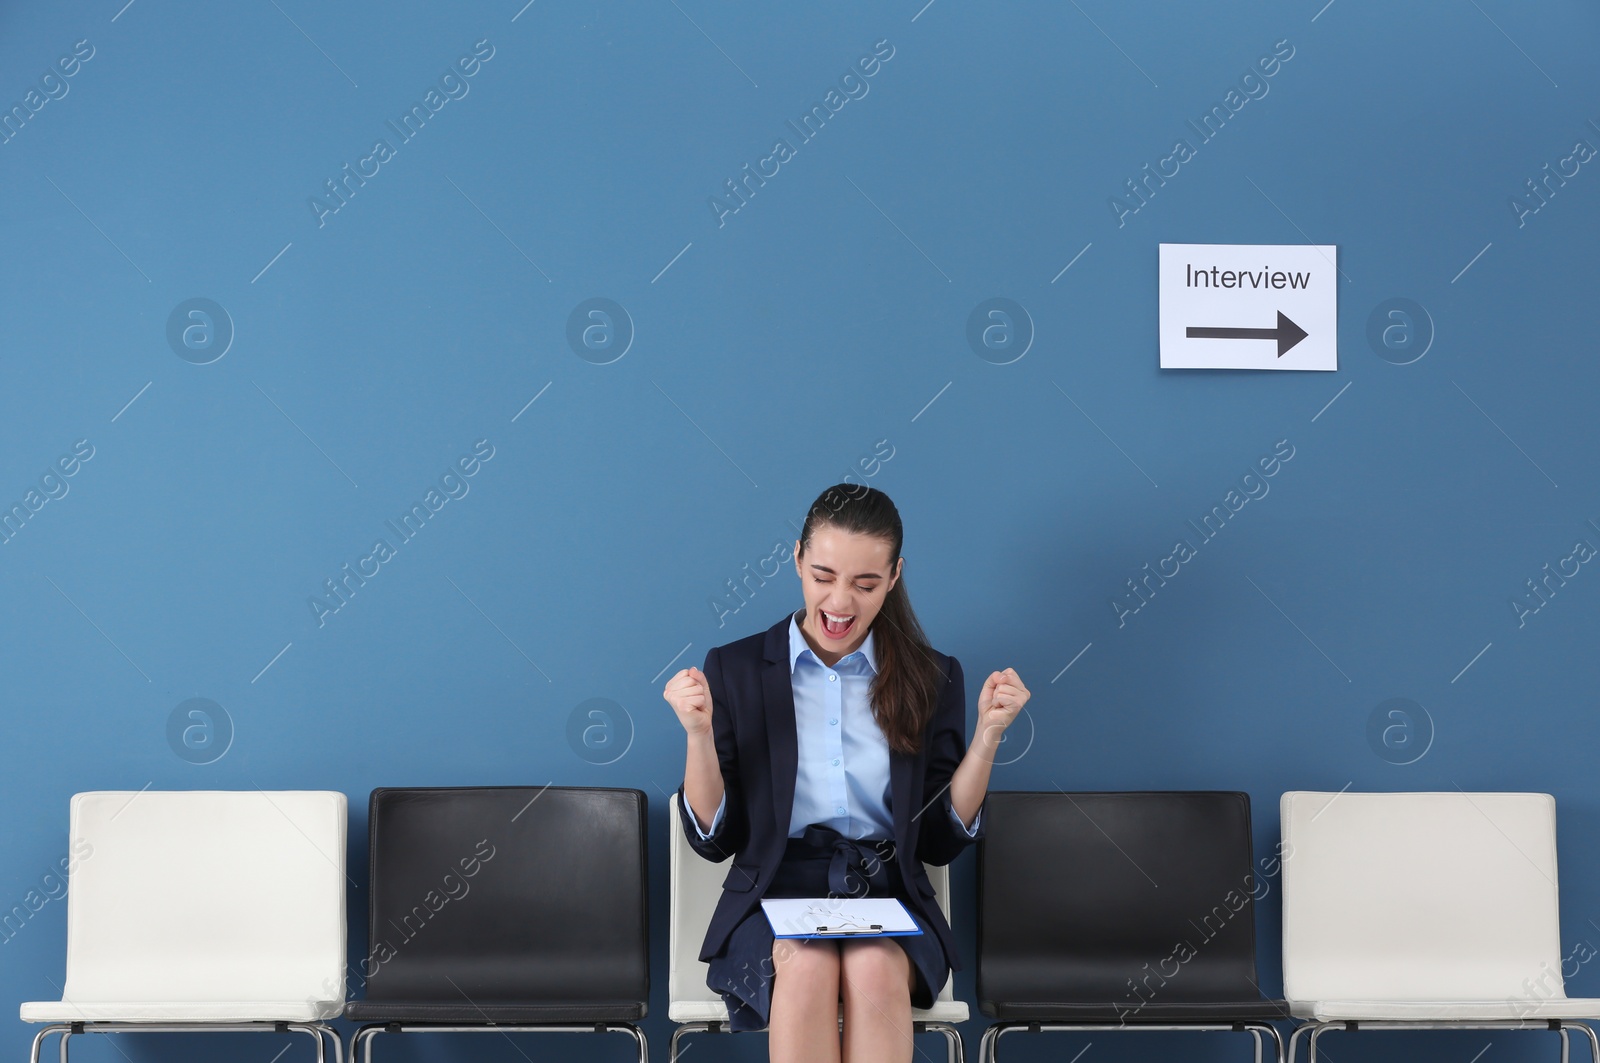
[663,666,713,736]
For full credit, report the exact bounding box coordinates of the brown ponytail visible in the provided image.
[798,483,944,755]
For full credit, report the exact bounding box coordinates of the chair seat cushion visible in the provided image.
[981,999,1294,1022]
[665,1000,970,1025]
[1302,998,1600,1021]
[343,1000,645,1023]
[20,1000,340,1023]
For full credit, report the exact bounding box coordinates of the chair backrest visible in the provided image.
[668,796,959,1010]
[61,790,347,1008]
[1280,790,1567,1006]
[977,791,1265,1010]
[361,786,648,1005]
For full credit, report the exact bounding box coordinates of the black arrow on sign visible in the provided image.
[1186,311,1309,357]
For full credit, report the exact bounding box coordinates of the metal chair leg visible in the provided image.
[1566,1021,1600,1063]
[352,1024,384,1063]
[1287,1021,1317,1063]
[921,1021,964,1063]
[1272,1022,1288,1063]
[314,1022,343,1063]
[621,1021,649,1063]
[669,1021,711,1063]
[978,1021,1016,1063]
[285,1022,325,1063]
[1309,1021,1335,1063]
[1251,1021,1287,1063]
[28,1024,67,1063]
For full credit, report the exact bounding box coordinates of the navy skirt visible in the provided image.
[705,825,948,1033]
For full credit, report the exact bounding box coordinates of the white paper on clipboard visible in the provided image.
[761,897,922,938]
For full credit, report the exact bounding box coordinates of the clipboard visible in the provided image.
[760,897,923,939]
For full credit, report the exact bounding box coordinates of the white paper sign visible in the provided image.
[1159,243,1338,370]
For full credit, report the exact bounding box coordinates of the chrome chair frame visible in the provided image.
[670,1014,963,1063]
[979,1019,1284,1063]
[1288,1019,1600,1063]
[350,1021,646,1063]
[29,1020,342,1063]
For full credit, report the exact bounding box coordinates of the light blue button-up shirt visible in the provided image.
[684,609,982,842]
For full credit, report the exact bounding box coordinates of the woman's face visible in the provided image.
[793,523,902,662]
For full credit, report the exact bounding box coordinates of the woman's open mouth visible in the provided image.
[820,609,855,639]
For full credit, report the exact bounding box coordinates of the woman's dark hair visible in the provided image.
[797,483,944,755]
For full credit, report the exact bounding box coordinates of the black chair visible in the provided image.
[345,786,649,1063]
[976,791,1290,1063]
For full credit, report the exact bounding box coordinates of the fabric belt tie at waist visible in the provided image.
[790,823,897,897]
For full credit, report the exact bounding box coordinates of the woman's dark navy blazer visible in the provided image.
[674,609,984,971]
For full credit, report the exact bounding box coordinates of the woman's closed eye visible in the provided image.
[813,576,877,592]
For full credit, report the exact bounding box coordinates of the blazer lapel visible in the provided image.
[890,744,917,875]
[764,660,797,844]
[763,613,798,847]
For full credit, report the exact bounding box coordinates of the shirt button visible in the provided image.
[828,674,837,682]
[836,806,846,815]
[829,718,838,725]
[832,758,840,766]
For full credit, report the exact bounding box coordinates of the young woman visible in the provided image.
[665,483,1030,1063]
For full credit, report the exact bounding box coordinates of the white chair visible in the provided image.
[668,797,969,1062]
[1280,790,1600,1063]
[20,790,348,1063]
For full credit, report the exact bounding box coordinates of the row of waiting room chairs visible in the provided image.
[18,787,1600,1063]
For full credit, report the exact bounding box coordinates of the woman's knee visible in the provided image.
[772,938,840,983]
[839,940,912,997]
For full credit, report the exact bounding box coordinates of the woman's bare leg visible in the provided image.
[839,938,915,1063]
[769,936,842,1063]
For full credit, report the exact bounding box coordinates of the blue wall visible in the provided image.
[4,1,1599,1060]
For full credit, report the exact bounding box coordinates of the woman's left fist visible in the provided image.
[976,667,1030,742]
